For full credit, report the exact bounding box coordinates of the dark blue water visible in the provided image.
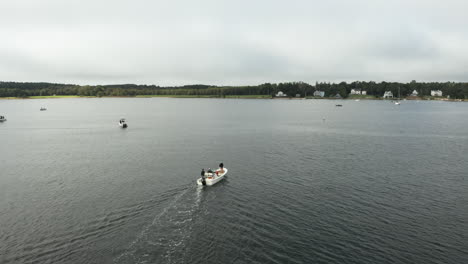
[0,98,467,263]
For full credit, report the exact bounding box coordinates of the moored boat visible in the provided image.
[394,85,401,105]
[0,115,6,122]
[119,118,128,128]
[197,163,227,186]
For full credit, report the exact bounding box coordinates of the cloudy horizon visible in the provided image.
[1,0,467,86]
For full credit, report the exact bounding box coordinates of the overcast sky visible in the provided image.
[1,0,467,86]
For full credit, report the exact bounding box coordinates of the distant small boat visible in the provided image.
[335,104,343,107]
[197,164,227,186]
[40,107,47,111]
[355,99,360,102]
[0,115,6,122]
[119,118,128,128]
[395,85,401,105]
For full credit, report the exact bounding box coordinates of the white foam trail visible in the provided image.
[161,186,203,263]
[114,184,203,264]
[113,187,189,263]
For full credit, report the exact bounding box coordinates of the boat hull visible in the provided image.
[197,168,228,186]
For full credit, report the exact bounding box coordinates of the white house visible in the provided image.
[431,90,443,97]
[313,90,325,97]
[276,91,287,97]
[350,89,367,95]
[383,91,393,98]
[411,90,418,96]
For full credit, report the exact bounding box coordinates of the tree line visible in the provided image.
[1,80,467,99]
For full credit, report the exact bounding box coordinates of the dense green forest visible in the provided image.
[1,81,467,99]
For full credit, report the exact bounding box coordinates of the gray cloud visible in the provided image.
[1,0,468,85]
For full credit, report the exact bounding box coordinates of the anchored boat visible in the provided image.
[395,85,401,105]
[0,115,6,122]
[118,118,128,128]
[197,164,228,186]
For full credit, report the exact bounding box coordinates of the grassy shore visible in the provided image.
[0,95,92,99]
[136,94,272,99]
[225,95,272,99]
[136,95,221,98]
[347,95,378,99]
[30,95,87,99]
[1,95,272,99]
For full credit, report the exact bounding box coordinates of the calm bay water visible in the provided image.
[0,98,467,264]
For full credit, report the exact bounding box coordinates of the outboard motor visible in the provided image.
[201,169,206,185]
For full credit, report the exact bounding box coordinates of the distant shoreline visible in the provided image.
[2,81,467,100]
[0,95,465,102]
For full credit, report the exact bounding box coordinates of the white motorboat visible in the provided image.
[0,115,6,122]
[118,118,128,128]
[197,167,228,186]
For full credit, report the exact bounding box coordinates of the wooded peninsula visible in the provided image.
[1,81,467,99]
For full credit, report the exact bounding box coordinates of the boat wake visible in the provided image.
[114,185,203,264]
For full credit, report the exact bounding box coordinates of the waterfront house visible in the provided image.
[431,90,443,96]
[313,90,325,97]
[276,91,287,97]
[411,90,418,96]
[350,89,367,95]
[335,93,342,99]
[383,91,393,98]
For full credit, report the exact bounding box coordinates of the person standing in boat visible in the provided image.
[216,163,224,174]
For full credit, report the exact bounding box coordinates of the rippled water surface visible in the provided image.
[1,98,467,264]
